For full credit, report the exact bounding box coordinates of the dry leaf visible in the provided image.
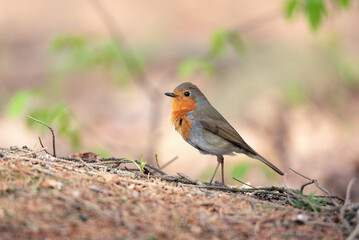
[69,152,101,160]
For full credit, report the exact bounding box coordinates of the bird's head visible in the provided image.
[165,82,207,113]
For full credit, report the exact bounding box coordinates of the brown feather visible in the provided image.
[194,106,284,176]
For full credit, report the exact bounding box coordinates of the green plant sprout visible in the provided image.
[122,155,147,174]
[294,191,326,212]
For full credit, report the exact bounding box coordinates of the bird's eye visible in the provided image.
[184,91,190,97]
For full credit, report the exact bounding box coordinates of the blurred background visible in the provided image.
[0,0,358,200]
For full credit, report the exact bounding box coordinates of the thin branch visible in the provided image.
[77,158,98,172]
[345,178,356,205]
[233,177,258,189]
[27,115,56,157]
[347,209,359,240]
[177,172,202,185]
[38,137,51,155]
[289,167,338,206]
[340,178,356,231]
[99,157,167,176]
[160,156,178,170]
[19,147,48,157]
[289,167,311,181]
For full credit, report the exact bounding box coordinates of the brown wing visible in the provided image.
[194,106,284,176]
[194,106,258,155]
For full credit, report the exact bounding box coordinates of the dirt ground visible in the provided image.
[0,146,357,240]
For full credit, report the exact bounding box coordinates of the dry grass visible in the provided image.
[0,146,354,239]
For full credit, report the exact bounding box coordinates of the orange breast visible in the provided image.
[170,93,196,141]
[171,113,192,140]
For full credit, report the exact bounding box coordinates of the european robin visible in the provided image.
[165,82,284,185]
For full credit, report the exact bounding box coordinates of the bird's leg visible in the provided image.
[209,161,220,184]
[218,155,225,185]
[209,155,225,185]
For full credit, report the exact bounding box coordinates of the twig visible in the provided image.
[38,137,51,155]
[344,178,356,206]
[19,147,48,157]
[340,178,356,231]
[77,158,98,172]
[289,167,338,206]
[233,177,258,189]
[100,157,167,175]
[160,156,178,170]
[177,172,202,185]
[347,209,359,240]
[290,167,311,181]
[27,115,56,157]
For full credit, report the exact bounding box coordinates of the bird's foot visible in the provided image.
[206,181,228,188]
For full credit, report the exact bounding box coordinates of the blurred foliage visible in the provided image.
[294,191,326,212]
[177,30,244,78]
[325,39,359,87]
[27,104,80,149]
[5,34,147,151]
[198,166,216,182]
[92,147,111,158]
[6,89,81,149]
[282,81,309,107]
[284,0,354,30]
[231,161,250,179]
[178,58,214,78]
[209,30,245,58]
[6,90,32,118]
[50,35,144,85]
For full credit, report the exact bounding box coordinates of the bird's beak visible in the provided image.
[164,92,179,98]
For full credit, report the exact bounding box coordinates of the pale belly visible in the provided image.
[186,121,241,156]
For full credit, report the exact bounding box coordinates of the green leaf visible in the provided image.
[260,165,276,181]
[139,154,147,173]
[231,162,250,179]
[51,36,86,51]
[6,90,31,118]
[282,81,308,107]
[177,58,214,77]
[27,103,81,149]
[122,157,143,174]
[336,57,359,86]
[337,0,352,8]
[304,0,326,30]
[284,0,300,18]
[228,32,245,55]
[209,29,228,58]
[294,191,326,211]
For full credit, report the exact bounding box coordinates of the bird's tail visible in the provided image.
[249,153,284,176]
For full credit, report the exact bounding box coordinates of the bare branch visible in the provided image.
[38,137,51,155]
[289,167,338,206]
[233,177,258,189]
[177,172,202,185]
[27,115,56,157]
[347,209,359,240]
[160,156,178,170]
